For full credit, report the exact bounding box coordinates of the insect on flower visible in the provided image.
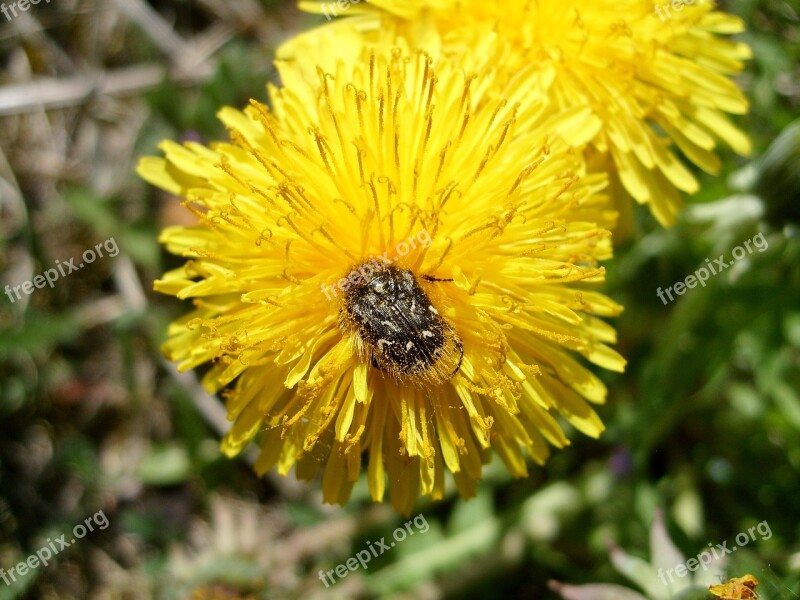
[339,262,463,385]
[139,44,626,513]
[709,574,759,599]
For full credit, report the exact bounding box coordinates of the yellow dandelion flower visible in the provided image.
[138,44,625,514]
[285,0,752,228]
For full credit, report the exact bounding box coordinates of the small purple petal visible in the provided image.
[609,447,633,477]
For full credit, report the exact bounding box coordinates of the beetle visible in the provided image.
[339,262,463,384]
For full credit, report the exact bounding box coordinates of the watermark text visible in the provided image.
[5,236,119,304]
[318,513,429,587]
[321,229,432,301]
[655,0,708,22]
[1,0,51,22]
[658,520,771,586]
[321,0,362,21]
[1,510,109,587]
[657,232,767,305]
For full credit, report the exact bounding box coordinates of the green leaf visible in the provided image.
[136,444,192,486]
[0,309,82,356]
[448,488,493,536]
[609,544,664,600]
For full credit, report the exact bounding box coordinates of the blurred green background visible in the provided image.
[0,0,798,598]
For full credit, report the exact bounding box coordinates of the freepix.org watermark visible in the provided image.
[318,513,429,587]
[320,0,362,21]
[321,229,432,301]
[657,520,772,586]
[1,510,109,587]
[656,232,768,305]
[654,0,708,22]
[4,236,119,304]
[1,0,50,22]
